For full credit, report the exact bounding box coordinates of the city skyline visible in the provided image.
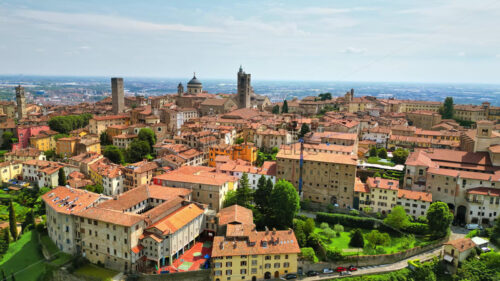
[1,0,500,83]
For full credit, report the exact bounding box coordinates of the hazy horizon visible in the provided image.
[1,1,500,84]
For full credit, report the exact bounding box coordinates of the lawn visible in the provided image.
[0,230,46,281]
[314,226,420,256]
[74,264,119,281]
[366,157,396,167]
[0,201,29,221]
[39,232,73,267]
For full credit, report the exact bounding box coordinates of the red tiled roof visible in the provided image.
[366,177,399,190]
[41,186,101,215]
[397,189,432,202]
[445,238,476,253]
[217,205,254,226]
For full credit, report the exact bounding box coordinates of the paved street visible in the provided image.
[298,246,443,280]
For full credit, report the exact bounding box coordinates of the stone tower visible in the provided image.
[15,85,26,120]
[177,82,184,96]
[237,66,251,108]
[111,77,124,114]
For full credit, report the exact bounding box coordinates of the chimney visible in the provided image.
[272,227,276,235]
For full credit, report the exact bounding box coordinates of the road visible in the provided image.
[298,246,443,280]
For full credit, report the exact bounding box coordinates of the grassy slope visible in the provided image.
[74,264,118,281]
[0,231,45,281]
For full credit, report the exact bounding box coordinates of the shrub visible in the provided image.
[316,212,395,233]
[333,224,344,233]
[300,247,318,262]
[401,222,429,235]
[326,248,343,261]
[322,227,336,239]
[320,222,329,229]
[349,209,360,216]
[349,228,364,248]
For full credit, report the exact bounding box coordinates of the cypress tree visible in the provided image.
[10,273,14,281]
[8,201,17,241]
[1,269,6,281]
[58,168,67,186]
[281,100,289,113]
[0,229,9,254]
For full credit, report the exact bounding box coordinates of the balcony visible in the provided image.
[466,198,483,204]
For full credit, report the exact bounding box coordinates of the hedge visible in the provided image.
[316,212,397,234]
[401,222,428,235]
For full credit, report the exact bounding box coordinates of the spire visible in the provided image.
[193,72,196,78]
[239,65,243,73]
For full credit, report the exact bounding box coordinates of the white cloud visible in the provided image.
[339,47,366,54]
[14,9,219,33]
[496,54,500,58]
[458,52,466,56]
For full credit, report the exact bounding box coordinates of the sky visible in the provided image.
[1,0,500,83]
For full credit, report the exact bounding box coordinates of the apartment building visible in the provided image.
[406,110,442,129]
[22,159,78,188]
[208,143,258,167]
[153,166,238,212]
[276,149,357,208]
[112,134,138,149]
[29,129,58,151]
[355,177,398,214]
[405,148,500,225]
[217,160,276,190]
[397,189,432,217]
[253,129,292,151]
[89,114,130,135]
[4,147,45,162]
[43,184,203,273]
[89,159,124,196]
[0,161,23,183]
[211,226,300,281]
[122,161,159,191]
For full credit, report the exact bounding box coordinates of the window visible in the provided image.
[225,270,232,276]
[284,262,290,268]
[226,262,232,267]
[274,263,280,268]
[240,261,247,266]
[240,269,247,274]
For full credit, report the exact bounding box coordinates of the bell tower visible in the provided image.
[16,85,26,120]
[237,66,251,108]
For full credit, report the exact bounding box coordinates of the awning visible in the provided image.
[444,255,454,262]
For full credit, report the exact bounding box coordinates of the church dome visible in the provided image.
[188,75,202,85]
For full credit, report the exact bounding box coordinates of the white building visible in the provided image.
[397,189,432,217]
[22,159,79,188]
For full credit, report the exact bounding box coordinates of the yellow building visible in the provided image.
[208,143,258,167]
[56,137,79,157]
[30,130,58,152]
[355,177,399,215]
[89,114,130,135]
[211,226,301,281]
[0,161,23,183]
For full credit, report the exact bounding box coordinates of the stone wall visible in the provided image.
[52,268,96,281]
[299,240,445,272]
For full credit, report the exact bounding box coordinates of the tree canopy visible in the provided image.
[268,179,299,229]
[349,228,364,248]
[318,92,332,101]
[126,140,151,163]
[1,132,15,150]
[48,113,92,134]
[384,205,410,229]
[235,173,253,208]
[439,97,454,119]
[58,168,66,186]
[426,202,453,238]
[281,100,289,113]
[103,145,124,164]
[298,123,310,139]
[272,105,280,114]
[138,128,156,149]
[392,148,410,165]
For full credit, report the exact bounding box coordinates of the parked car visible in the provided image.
[481,247,491,253]
[335,267,347,272]
[322,268,334,274]
[306,271,319,277]
[283,273,297,280]
[340,271,352,276]
[348,265,358,271]
[466,224,483,230]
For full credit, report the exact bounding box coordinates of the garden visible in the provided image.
[296,202,454,263]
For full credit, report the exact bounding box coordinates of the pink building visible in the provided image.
[12,125,50,151]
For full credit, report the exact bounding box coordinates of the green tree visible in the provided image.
[100,131,112,146]
[138,128,156,149]
[103,145,124,164]
[22,210,34,232]
[377,148,388,159]
[268,180,300,229]
[426,202,453,238]
[293,219,307,247]
[333,224,344,233]
[318,92,332,101]
[126,140,151,162]
[349,228,364,248]
[392,148,409,165]
[281,100,289,114]
[369,146,378,157]
[490,214,500,245]
[254,176,272,212]
[300,247,317,262]
[1,132,14,150]
[223,190,237,208]
[439,97,454,119]
[365,230,390,247]
[384,205,410,229]
[323,227,336,239]
[8,201,17,241]
[298,123,310,139]
[272,105,280,114]
[373,172,382,178]
[43,149,56,161]
[1,268,6,281]
[303,218,315,236]
[236,173,253,208]
[58,168,67,186]
[234,137,244,145]
[411,263,436,281]
[0,228,9,255]
[10,273,14,281]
